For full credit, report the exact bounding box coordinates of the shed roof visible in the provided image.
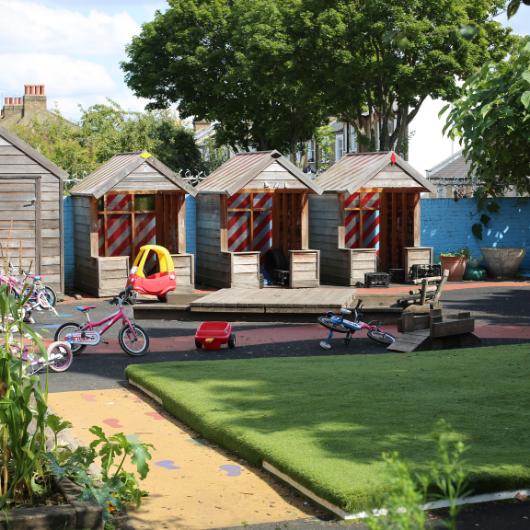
[316,151,436,194]
[427,150,471,181]
[70,151,196,198]
[196,150,322,195]
[0,125,68,180]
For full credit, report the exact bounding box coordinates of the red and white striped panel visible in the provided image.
[106,215,132,257]
[252,210,273,253]
[253,192,273,211]
[345,210,361,249]
[227,192,251,209]
[98,216,105,256]
[362,209,380,252]
[360,191,380,210]
[344,192,360,209]
[228,212,251,252]
[134,213,156,256]
[106,193,131,212]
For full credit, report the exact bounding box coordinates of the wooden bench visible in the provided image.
[397,270,449,308]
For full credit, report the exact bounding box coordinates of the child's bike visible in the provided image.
[9,340,73,374]
[54,287,149,356]
[318,300,396,349]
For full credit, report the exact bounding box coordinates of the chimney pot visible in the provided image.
[24,85,29,95]
[41,85,45,96]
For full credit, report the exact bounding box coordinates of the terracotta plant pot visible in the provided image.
[440,255,468,281]
[481,247,526,279]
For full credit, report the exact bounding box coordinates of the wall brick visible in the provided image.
[421,198,530,271]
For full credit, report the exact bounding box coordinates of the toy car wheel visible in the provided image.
[195,339,203,349]
[228,333,236,349]
[157,294,167,303]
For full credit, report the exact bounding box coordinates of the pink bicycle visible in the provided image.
[54,288,149,356]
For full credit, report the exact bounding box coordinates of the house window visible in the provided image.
[97,192,156,257]
[226,192,273,253]
[343,191,381,251]
[350,127,357,153]
[335,135,344,161]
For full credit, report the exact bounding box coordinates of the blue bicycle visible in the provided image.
[318,300,396,349]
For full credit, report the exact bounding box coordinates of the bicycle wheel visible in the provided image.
[54,322,86,354]
[119,324,149,356]
[367,329,396,346]
[47,342,73,372]
[43,286,57,307]
[317,316,349,333]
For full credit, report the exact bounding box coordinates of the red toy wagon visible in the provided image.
[195,322,236,350]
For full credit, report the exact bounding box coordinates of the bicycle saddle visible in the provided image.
[75,305,96,312]
[340,308,352,315]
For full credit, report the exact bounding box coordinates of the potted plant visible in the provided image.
[481,247,527,279]
[439,248,470,281]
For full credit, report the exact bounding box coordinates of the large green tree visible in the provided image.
[14,101,202,185]
[122,0,328,154]
[444,39,530,196]
[306,0,512,153]
[123,0,511,155]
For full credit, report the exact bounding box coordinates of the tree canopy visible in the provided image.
[13,101,202,185]
[444,38,530,196]
[122,0,512,155]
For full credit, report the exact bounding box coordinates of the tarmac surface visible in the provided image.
[40,283,530,529]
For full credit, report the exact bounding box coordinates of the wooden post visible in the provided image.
[177,193,186,254]
[90,197,100,257]
[413,192,421,246]
[337,193,345,248]
[220,195,228,251]
[300,192,309,250]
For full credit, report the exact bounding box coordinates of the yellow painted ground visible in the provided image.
[49,388,318,530]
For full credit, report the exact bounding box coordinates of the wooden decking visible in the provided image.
[189,286,356,314]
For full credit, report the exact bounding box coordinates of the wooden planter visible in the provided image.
[440,255,467,281]
[0,477,103,530]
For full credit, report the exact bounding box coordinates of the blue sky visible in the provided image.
[0,1,528,172]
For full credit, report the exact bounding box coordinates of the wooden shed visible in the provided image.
[310,151,436,285]
[0,126,67,292]
[70,151,196,297]
[196,150,322,288]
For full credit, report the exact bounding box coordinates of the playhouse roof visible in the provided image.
[70,151,196,198]
[317,151,436,194]
[0,125,67,180]
[196,150,322,195]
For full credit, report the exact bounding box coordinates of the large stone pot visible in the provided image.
[481,247,526,278]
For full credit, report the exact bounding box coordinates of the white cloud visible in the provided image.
[0,53,116,97]
[0,1,139,58]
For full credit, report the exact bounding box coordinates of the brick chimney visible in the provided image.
[23,84,47,116]
[1,96,23,120]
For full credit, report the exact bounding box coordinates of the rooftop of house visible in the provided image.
[0,84,63,129]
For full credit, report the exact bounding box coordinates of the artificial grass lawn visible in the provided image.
[126,344,530,513]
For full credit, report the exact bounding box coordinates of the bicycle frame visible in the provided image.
[79,306,134,337]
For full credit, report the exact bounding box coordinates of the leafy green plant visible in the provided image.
[440,247,471,259]
[49,426,153,526]
[0,284,52,507]
[367,421,469,530]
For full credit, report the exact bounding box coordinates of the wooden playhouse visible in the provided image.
[0,126,67,292]
[196,150,322,288]
[70,151,196,297]
[310,151,436,285]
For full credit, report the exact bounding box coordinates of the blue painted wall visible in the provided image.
[63,196,75,291]
[421,198,530,271]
